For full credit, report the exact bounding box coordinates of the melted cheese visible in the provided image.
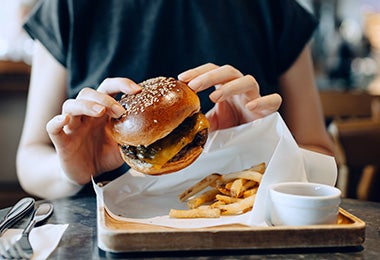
[141,113,209,169]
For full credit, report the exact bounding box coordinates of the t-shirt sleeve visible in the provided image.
[273,0,318,75]
[23,0,70,67]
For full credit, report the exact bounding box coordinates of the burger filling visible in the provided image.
[120,112,209,169]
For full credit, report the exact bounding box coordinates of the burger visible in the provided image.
[111,76,209,175]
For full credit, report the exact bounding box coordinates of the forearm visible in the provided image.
[16,144,83,199]
[279,45,334,156]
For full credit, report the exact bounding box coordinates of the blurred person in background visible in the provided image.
[17,0,334,199]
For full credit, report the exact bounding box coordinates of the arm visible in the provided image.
[279,45,334,155]
[16,41,82,199]
[16,42,141,199]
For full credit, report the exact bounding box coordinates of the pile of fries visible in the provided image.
[169,162,266,218]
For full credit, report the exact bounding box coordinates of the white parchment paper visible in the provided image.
[94,112,337,228]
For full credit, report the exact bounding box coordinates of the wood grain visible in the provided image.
[97,206,365,253]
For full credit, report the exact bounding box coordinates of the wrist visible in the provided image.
[59,169,84,188]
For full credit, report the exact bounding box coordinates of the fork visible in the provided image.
[0,203,53,259]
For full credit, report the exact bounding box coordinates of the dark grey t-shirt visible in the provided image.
[24,0,317,114]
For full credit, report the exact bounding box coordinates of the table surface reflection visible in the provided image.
[1,193,379,259]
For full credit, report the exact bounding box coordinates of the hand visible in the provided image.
[178,63,282,131]
[46,78,141,185]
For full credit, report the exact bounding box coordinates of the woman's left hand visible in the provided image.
[178,63,282,131]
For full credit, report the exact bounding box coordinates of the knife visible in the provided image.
[0,197,35,236]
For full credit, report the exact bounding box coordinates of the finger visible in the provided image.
[97,78,142,117]
[76,88,124,118]
[97,77,142,95]
[245,94,282,117]
[185,65,243,92]
[46,114,70,136]
[62,98,106,117]
[205,106,223,132]
[46,113,85,138]
[64,115,83,133]
[209,75,259,103]
[178,63,219,82]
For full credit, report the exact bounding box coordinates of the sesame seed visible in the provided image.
[120,77,177,115]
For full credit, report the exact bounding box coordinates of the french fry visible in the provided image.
[248,162,266,174]
[220,162,265,184]
[216,185,232,196]
[221,169,263,183]
[187,189,219,209]
[224,181,233,190]
[215,194,241,204]
[243,186,258,198]
[171,162,266,218]
[210,200,226,208]
[178,173,221,202]
[242,180,257,190]
[230,178,246,198]
[169,208,221,218]
[216,194,256,215]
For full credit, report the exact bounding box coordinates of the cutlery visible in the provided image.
[1,203,54,259]
[0,197,35,236]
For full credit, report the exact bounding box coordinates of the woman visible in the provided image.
[17,0,333,199]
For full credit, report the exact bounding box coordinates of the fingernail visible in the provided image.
[178,71,192,82]
[209,89,223,102]
[260,109,271,116]
[177,72,186,81]
[132,83,142,92]
[92,104,105,114]
[112,104,125,117]
[188,79,201,91]
[246,101,258,111]
[122,84,141,95]
[57,114,67,122]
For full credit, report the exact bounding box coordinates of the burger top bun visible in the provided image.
[112,77,200,147]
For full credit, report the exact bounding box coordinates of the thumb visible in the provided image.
[205,108,218,132]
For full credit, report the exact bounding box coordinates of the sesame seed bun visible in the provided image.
[111,76,209,175]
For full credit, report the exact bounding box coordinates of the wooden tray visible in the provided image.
[97,206,366,253]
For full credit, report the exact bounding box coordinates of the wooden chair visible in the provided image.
[319,90,373,122]
[328,118,380,202]
[319,90,380,201]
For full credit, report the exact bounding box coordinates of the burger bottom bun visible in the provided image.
[119,145,203,175]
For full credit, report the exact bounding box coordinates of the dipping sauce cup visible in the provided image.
[268,182,341,226]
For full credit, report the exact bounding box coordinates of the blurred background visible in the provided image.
[1,0,380,207]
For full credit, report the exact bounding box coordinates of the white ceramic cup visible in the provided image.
[268,182,341,226]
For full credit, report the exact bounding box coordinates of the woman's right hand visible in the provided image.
[46,78,141,185]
